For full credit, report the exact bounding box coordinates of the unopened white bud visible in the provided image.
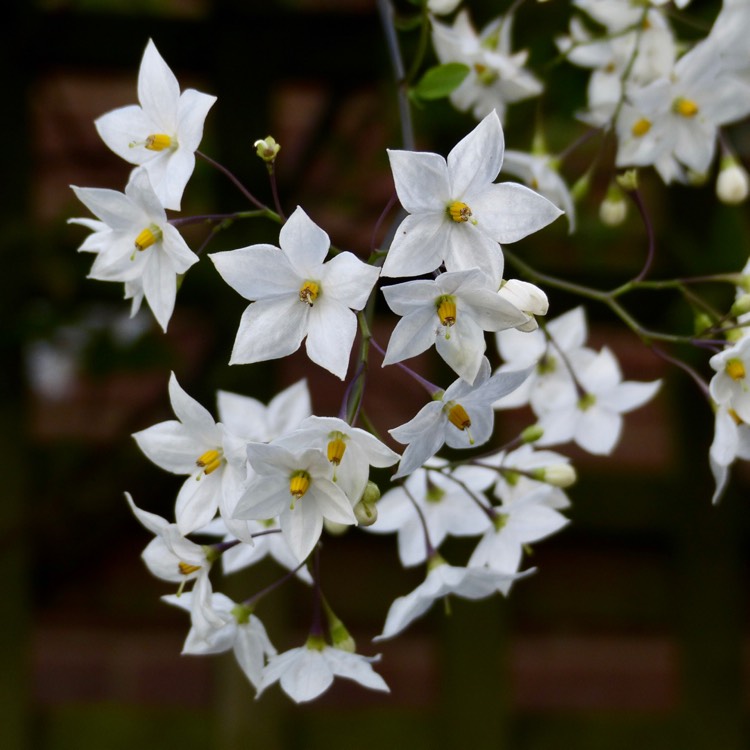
[717,158,749,205]
[600,184,627,226]
[323,518,348,536]
[532,463,577,488]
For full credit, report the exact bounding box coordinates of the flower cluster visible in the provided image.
[65,0,750,705]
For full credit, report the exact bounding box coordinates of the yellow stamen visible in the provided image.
[178,562,201,575]
[145,133,173,151]
[134,225,162,251]
[196,448,222,475]
[729,409,743,425]
[299,280,320,306]
[473,63,498,86]
[674,98,699,118]
[726,358,746,381]
[290,470,311,501]
[447,201,473,223]
[436,295,457,327]
[631,118,651,138]
[327,433,347,466]
[446,402,472,445]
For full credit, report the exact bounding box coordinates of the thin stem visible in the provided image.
[370,335,441,396]
[377,0,415,151]
[267,164,287,222]
[243,556,309,610]
[402,482,436,560]
[628,187,656,283]
[197,150,268,211]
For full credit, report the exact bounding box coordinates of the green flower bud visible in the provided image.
[254,135,280,163]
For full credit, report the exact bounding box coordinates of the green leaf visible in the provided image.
[412,63,470,101]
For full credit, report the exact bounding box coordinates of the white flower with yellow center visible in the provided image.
[616,43,750,183]
[382,268,529,384]
[133,373,242,535]
[94,39,216,210]
[381,110,562,284]
[234,443,357,562]
[70,168,199,331]
[125,492,213,586]
[210,207,380,381]
[431,11,543,123]
[275,416,400,505]
[709,337,750,423]
[389,358,531,479]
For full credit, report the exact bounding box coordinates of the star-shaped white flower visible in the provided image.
[534,346,661,455]
[375,556,530,640]
[234,442,357,562]
[256,639,389,703]
[365,460,492,567]
[390,358,531,479]
[95,39,216,210]
[70,169,199,331]
[709,336,750,423]
[125,492,212,585]
[382,268,529,384]
[382,111,562,284]
[211,207,380,380]
[468,486,569,574]
[133,373,241,535]
[431,11,543,122]
[164,575,276,690]
[275,416,400,504]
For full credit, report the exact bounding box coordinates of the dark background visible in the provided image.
[4,0,750,748]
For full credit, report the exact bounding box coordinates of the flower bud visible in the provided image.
[731,294,750,317]
[521,424,544,443]
[254,135,280,163]
[323,518,348,536]
[531,463,577,488]
[615,169,638,192]
[353,481,380,526]
[717,157,749,205]
[694,312,714,336]
[599,183,627,226]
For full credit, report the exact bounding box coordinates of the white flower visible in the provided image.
[496,279,549,332]
[210,207,380,380]
[709,404,750,504]
[468,486,568,574]
[390,358,531,479]
[234,442,357,562]
[382,111,562,284]
[133,373,241,534]
[365,460,492,566]
[94,39,216,210]
[494,306,589,412]
[125,492,211,585]
[616,43,750,182]
[275,416,400,504]
[163,575,276,689]
[431,11,543,122]
[382,268,528,384]
[534,346,661,455]
[256,639,389,703]
[70,170,199,331]
[709,336,750,422]
[375,557,529,640]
